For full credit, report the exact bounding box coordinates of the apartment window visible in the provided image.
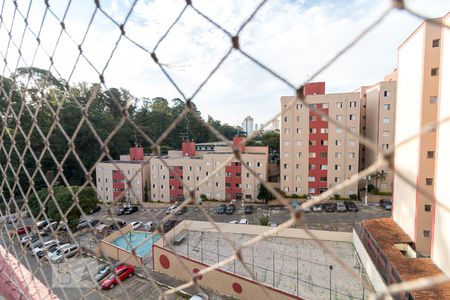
[206,171,209,176]
[309,104,316,108]
[336,115,343,121]
[309,152,316,158]
[296,116,301,122]
[283,175,289,181]
[426,178,433,185]
[206,161,211,166]
[425,205,432,212]
[335,140,342,146]
[152,184,156,188]
[335,164,341,170]
[382,131,390,137]
[161,185,164,189]
[320,128,328,133]
[308,176,315,182]
[295,187,301,193]
[295,175,301,181]
[169,175,174,180]
[348,165,354,171]
[309,164,316,170]
[384,104,391,110]
[348,140,355,146]
[105,178,108,183]
[216,182,220,187]
[309,128,317,134]
[296,164,300,169]
[383,117,390,124]
[320,140,328,146]
[431,68,439,76]
[429,96,437,104]
[189,166,192,171]
[283,163,288,169]
[348,152,355,159]
[320,152,327,158]
[187,176,191,181]
[284,116,288,122]
[382,144,389,150]
[432,39,440,47]
[308,188,316,194]
[284,152,289,158]
[336,127,342,133]
[197,166,201,171]
[284,187,289,192]
[423,230,431,238]
[246,173,250,178]
[334,177,340,183]
[349,114,356,120]
[335,152,342,158]
[320,177,327,182]
[322,103,329,109]
[296,128,301,134]
[427,151,435,159]
[336,102,343,108]
[321,115,327,121]
[349,127,356,133]
[309,116,317,122]
[297,152,302,157]
[98,178,101,182]
[296,104,302,110]
[383,91,391,97]
[309,140,316,146]
[257,162,261,167]
[320,164,328,170]
[296,140,302,146]
[284,128,290,134]
[349,101,357,108]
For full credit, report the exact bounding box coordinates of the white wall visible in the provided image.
[393,26,425,241]
[433,16,450,276]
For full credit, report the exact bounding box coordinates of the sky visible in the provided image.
[0,0,449,127]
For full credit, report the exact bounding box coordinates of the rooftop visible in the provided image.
[362,218,450,299]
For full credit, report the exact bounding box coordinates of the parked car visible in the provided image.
[95,264,113,282]
[43,221,58,233]
[229,220,239,224]
[30,236,54,250]
[244,205,254,214]
[301,205,311,213]
[312,204,322,212]
[239,219,249,224]
[130,221,142,230]
[35,242,61,259]
[217,204,227,214]
[269,222,278,227]
[88,206,101,215]
[336,202,347,213]
[189,293,209,300]
[144,221,156,231]
[162,220,178,233]
[31,239,58,256]
[291,200,300,209]
[100,265,134,289]
[6,215,18,224]
[36,220,49,230]
[379,199,392,211]
[90,220,101,227]
[10,226,32,237]
[124,206,139,215]
[47,243,71,260]
[175,206,187,216]
[225,204,236,215]
[109,221,127,230]
[21,235,39,247]
[117,206,127,216]
[76,220,89,230]
[344,201,358,212]
[324,203,337,212]
[166,203,179,215]
[50,244,79,263]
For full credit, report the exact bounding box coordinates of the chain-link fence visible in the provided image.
[0,0,449,300]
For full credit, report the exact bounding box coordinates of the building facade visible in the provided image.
[392,16,445,256]
[280,83,361,197]
[241,116,254,136]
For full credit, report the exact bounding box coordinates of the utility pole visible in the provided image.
[329,265,333,300]
[364,176,371,206]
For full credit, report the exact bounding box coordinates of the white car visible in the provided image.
[228,220,239,224]
[166,204,178,215]
[31,240,58,256]
[47,244,72,260]
[6,215,18,223]
[49,244,78,264]
[239,219,249,224]
[130,221,142,230]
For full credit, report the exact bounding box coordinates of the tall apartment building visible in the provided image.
[392,15,445,256]
[96,147,151,203]
[241,116,254,136]
[361,73,397,193]
[150,138,268,202]
[280,82,361,197]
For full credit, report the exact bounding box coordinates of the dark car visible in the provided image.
[109,221,127,230]
[379,199,392,211]
[217,204,227,214]
[244,205,254,214]
[124,206,139,215]
[90,220,101,227]
[344,201,358,212]
[324,203,337,212]
[88,206,101,215]
[117,206,127,216]
[225,204,236,215]
[162,220,178,233]
[95,264,112,282]
[175,206,187,216]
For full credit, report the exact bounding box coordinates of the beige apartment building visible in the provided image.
[149,139,268,203]
[280,83,361,197]
[392,15,445,256]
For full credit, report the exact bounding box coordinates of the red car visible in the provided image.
[10,226,32,237]
[100,265,134,289]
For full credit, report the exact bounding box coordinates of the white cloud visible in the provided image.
[0,0,449,127]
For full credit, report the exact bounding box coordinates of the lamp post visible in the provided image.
[329,265,333,300]
[364,176,371,206]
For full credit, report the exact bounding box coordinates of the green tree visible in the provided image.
[257,184,275,206]
[259,215,269,226]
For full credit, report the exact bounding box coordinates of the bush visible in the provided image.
[333,194,341,200]
[259,216,269,226]
[300,194,308,199]
[367,184,375,193]
[200,194,208,202]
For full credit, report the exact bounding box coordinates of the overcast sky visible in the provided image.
[0,0,449,127]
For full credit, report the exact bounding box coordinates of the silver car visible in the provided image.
[336,202,347,212]
[50,244,79,264]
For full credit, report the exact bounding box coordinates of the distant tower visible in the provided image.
[241,116,254,136]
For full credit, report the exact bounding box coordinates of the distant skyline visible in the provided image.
[0,0,449,126]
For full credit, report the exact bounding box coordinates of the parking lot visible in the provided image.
[89,201,391,233]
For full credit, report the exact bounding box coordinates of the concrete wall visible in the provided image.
[153,244,302,300]
[433,13,450,276]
